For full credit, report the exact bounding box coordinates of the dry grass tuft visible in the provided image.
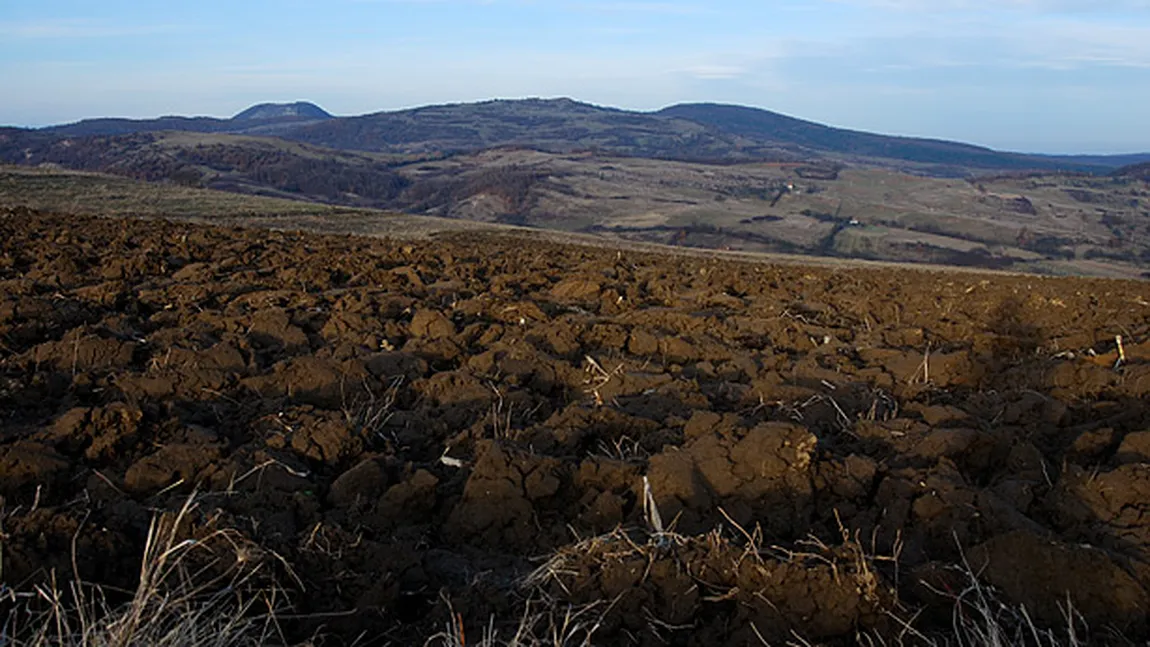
[424,593,610,647]
[513,517,1104,647]
[920,546,1092,647]
[0,494,1115,647]
[0,494,295,647]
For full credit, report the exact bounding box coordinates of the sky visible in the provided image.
[2,1,1149,154]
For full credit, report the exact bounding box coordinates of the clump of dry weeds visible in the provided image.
[0,492,1112,647]
[447,493,1103,647]
[0,494,295,647]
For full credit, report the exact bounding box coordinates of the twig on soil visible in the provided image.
[741,393,771,417]
[595,435,647,462]
[778,309,814,325]
[0,501,21,595]
[487,383,516,440]
[199,388,243,407]
[718,507,765,566]
[153,478,188,499]
[642,476,666,536]
[643,606,695,638]
[864,389,898,422]
[341,375,403,444]
[91,470,126,497]
[911,343,931,385]
[301,522,362,562]
[583,355,623,407]
[29,486,42,514]
[217,458,311,498]
[796,394,855,436]
[439,448,465,469]
[750,621,771,646]
[825,395,852,430]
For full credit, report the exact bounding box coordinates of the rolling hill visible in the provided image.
[42,101,333,137]
[1115,160,1150,182]
[656,103,1109,172]
[0,130,409,207]
[22,97,1145,176]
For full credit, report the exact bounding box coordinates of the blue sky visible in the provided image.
[2,0,1149,153]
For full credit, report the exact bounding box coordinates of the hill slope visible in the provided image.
[1114,160,1150,182]
[657,103,1078,171]
[0,130,408,207]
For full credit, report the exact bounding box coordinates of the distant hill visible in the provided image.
[656,103,1088,172]
[283,98,767,161]
[1113,160,1150,181]
[44,116,234,138]
[44,101,334,138]
[282,99,1116,175]
[0,130,407,207]
[22,97,1147,176]
[1036,152,1150,168]
[233,101,331,121]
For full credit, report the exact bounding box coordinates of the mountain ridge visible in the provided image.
[23,97,1146,176]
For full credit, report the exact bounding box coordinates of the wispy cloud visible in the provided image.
[679,64,747,79]
[348,0,492,3]
[0,19,180,39]
[562,2,707,14]
[1019,19,1150,67]
[792,2,1150,70]
[353,0,708,12]
[828,0,1150,11]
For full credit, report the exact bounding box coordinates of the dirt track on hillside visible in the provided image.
[3,206,1150,645]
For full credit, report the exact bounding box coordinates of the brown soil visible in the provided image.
[3,206,1150,645]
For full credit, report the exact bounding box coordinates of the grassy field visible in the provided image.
[4,161,1148,280]
[0,164,1010,272]
[387,150,1150,278]
[0,165,506,239]
[0,165,358,219]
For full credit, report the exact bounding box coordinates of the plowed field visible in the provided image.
[3,206,1150,645]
